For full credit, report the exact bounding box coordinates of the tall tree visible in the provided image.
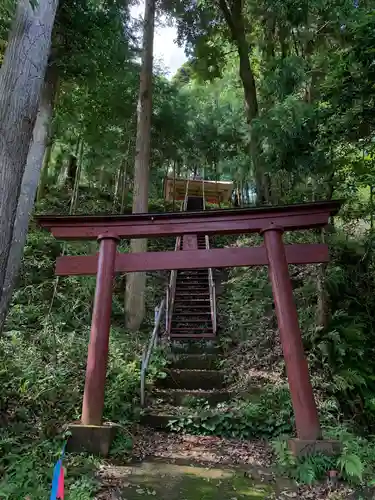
[0,0,59,305]
[125,0,155,330]
[164,0,269,201]
[0,63,59,332]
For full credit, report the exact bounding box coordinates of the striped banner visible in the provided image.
[50,444,65,500]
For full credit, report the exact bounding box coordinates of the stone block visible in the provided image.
[66,422,118,456]
[289,438,342,457]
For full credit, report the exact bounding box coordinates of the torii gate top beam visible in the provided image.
[36,200,341,240]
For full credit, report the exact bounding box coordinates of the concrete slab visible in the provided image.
[66,422,118,456]
[289,438,342,457]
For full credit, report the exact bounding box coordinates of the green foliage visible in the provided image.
[273,437,367,486]
[273,441,336,485]
[3,0,375,496]
[0,190,169,498]
[221,231,375,432]
[168,386,293,439]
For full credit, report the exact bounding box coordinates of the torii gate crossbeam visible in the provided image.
[36,200,342,456]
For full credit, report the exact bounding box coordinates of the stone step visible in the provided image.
[173,305,211,312]
[171,326,214,332]
[170,333,215,340]
[141,406,230,431]
[152,388,231,406]
[171,341,221,354]
[156,369,225,390]
[176,279,209,283]
[174,298,210,303]
[171,318,212,323]
[176,280,209,285]
[171,325,213,331]
[169,354,219,370]
[175,286,209,291]
[174,292,210,297]
[177,273,208,278]
[140,412,176,430]
[172,312,211,317]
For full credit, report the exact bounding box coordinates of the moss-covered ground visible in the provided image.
[97,461,280,499]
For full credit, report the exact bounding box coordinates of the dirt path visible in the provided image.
[95,461,276,499]
[94,430,360,499]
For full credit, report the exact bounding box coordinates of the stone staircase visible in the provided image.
[142,341,230,430]
[142,193,224,429]
[170,237,214,340]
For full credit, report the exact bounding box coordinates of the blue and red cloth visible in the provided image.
[50,444,65,500]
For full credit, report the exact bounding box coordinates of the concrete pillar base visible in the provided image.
[66,422,119,456]
[289,438,342,457]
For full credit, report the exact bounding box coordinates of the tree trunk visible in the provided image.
[218,0,267,204]
[125,0,155,331]
[65,138,81,189]
[172,159,176,211]
[0,0,59,302]
[120,162,129,213]
[0,62,58,332]
[65,153,78,188]
[71,139,83,212]
[315,229,330,329]
[36,139,54,202]
[113,161,123,210]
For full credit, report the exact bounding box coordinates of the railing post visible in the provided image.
[154,305,159,325]
[141,351,146,407]
[140,299,165,408]
[166,286,169,334]
[205,234,217,335]
[81,233,119,426]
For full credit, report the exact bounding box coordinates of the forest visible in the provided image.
[1,0,375,498]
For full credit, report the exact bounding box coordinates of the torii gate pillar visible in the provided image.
[82,233,119,426]
[262,224,321,441]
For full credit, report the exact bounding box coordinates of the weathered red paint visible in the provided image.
[36,200,341,240]
[55,243,329,276]
[262,225,322,441]
[36,200,342,441]
[81,234,119,426]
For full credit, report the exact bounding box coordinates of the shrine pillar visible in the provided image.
[261,224,321,441]
[81,233,119,426]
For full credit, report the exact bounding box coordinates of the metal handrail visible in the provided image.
[202,178,217,334]
[141,299,165,406]
[205,236,217,335]
[166,179,190,334]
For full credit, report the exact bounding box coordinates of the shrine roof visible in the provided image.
[164,177,233,202]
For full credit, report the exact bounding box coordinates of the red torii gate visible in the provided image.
[36,200,341,454]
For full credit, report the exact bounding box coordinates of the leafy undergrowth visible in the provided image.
[220,231,375,428]
[214,230,375,489]
[166,386,294,439]
[273,431,375,488]
[0,322,150,498]
[129,431,368,499]
[0,208,167,498]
